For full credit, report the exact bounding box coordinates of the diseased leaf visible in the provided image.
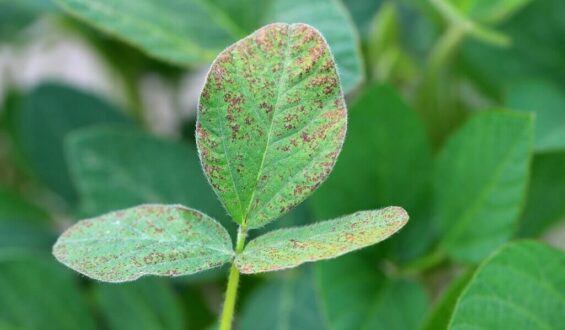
[65,126,228,225]
[240,255,429,330]
[265,0,364,92]
[434,111,533,263]
[53,204,234,282]
[95,278,186,330]
[0,255,96,330]
[235,206,408,273]
[506,80,565,153]
[8,83,130,203]
[518,152,565,237]
[449,241,565,330]
[197,23,347,229]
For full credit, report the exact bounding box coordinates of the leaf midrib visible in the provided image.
[240,24,294,225]
[442,125,529,248]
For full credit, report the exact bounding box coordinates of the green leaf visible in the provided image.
[343,0,383,39]
[0,255,96,330]
[53,204,234,282]
[434,111,533,263]
[309,84,433,263]
[518,152,565,237]
[0,188,55,253]
[8,83,130,204]
[240,255,429,330]
[506,80,565,153]
[235,206,408,273]
[55,0,244,65]
[0,0,56,41]
[452,0,532,23]
[95,278,186,330]
[264,0,364,92]
[422,270,474,330]
[449,241,565,329]
[65,125,228,226]
[197,23,347,229]
[461,0,565,97]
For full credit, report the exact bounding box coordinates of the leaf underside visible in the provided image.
[197,23,347,229]
[235,206,408,273]
[53,204,234,283]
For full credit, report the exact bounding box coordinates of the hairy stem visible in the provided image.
[219,226,247,330]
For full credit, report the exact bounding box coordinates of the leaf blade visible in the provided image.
[53,204,234,282]
[434,111,533,263]
[449,241,565,330]
[197,23,347,228]
[235,206,408,273]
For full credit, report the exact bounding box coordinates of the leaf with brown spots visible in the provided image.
[53,204,234,283]
[197,23,347,229]
[235,206,409,273]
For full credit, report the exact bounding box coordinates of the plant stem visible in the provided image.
[219,226,247,330]
[400,249,446,275]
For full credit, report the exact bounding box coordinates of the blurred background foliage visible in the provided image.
[0,0,564,329]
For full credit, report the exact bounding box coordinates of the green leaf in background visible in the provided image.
[0,0,56,40]
[56,0,242,65]
[0,255,96,330]
[0,188,55,253]
[197,23,347,229]
[240,255,429,330]
[434,111,533,263]
[65,125,228,225]
[309,84,433,263]
[422,270,474,330]
[9,83,130,204]
[506,80,565,153]
[451,0,533,24]
[95,278,186,330]
[265,0,364,92]
[518,152,565,237]
[462,0,565,97]
[449,241,565,329]
[342,0,383,39]
[236,207,408,273]
[55,0,363,93]
[53,204,234,282]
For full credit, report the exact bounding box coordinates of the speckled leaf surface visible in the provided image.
[197,23,347,229]
[235,206,408,273]
[53,204,234,282]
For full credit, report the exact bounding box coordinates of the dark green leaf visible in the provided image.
[506,80,565,153]
[9,83,130,203]
[449,241,565,329]
[197,23,347,228]
[0,255,96,330]
[0,188,54,253]
[518,152,565,237]
[65,125,228,225]
[422,270,474,330]
[434,111,533,263]
[95,278,186,330]
[240,255,429,330]
[53,204,234,282]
